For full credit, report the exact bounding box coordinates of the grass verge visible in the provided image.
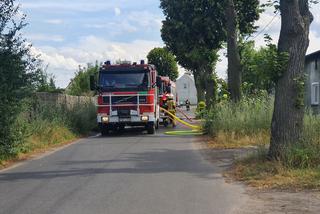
[0,99,97,169]
[204,95,320,190]
[227,147,320,190]
[206,131,270,149]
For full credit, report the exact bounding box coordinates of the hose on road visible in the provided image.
[159,107,205,136]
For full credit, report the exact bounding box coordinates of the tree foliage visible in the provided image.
[0,0,38,159]
[160,0,261,105]
[35,66,64,93]
[147,47,179,81]
[67,63,99,96]
[240,37,288,94]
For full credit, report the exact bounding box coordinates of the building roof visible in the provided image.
[177,72,194,82]
[306,50,320,62]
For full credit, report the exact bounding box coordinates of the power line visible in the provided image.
[248,11,280,41]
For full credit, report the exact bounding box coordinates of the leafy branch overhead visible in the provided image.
[147,47,179,81]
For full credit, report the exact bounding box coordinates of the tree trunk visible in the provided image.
[225,0,242,102]
[269,0,313,159]
[203,68,217,108]
[193,71,205,102]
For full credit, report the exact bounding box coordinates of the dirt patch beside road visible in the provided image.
[196,140,320,214]
[236,189,320,214]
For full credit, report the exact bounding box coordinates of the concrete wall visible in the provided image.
[176,74,198,105]
[35,92,95,110]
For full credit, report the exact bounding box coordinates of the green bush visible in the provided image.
[0,1,38,162]
[196,101,207,119]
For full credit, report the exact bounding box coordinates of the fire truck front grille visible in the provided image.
[102,95,148,105]
[118,109,130,117]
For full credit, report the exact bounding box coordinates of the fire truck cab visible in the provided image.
[91,60,160,135]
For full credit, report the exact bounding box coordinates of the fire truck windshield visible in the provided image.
[99,71,149,91]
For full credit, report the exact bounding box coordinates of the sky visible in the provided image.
[18,0,320,88]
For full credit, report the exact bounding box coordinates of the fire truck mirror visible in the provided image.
[90,75,96,91]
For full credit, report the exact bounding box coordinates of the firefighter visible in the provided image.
[185,99,191,111]
[161,94,169,127]
[167,94,176,127]
[161,93,168,109]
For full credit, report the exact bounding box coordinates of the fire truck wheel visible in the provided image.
[147,122,155,134]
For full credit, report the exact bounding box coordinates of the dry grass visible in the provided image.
[204,130,320,190]
[226,150,320,190]
[206,131,270,149]
[0,125,78,170]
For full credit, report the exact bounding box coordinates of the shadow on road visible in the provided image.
[0,147,226,182]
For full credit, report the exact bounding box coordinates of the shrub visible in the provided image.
[196,101,207,119]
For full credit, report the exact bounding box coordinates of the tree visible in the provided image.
[268,0,313,159]
[160,0,260,105]
[240,37,282,94]
[225,0,261,102]
[147,47,179,81]
[160,0,224,106]
[67,63,99,96]
[35,65,60,93]
[0,0,38,158]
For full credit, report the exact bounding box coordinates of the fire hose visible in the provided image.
[159,107,205,136]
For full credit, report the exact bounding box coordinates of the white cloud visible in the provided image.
[85,20,137,34]
[27,33,64,42]
[128,11,162,29]
[44,19,64,25]
[84,10,163,35]
[114,7,121,16]
[32,36,162,87]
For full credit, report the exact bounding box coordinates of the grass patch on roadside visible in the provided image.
[206,131,270,149]
[204,95,320,190]
[0,99,97,168]
[228,147,320,190]
[205,94,272,149]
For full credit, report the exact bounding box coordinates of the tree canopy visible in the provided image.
[147,47,179,81]
[160,0,261,104]
[66,63,99,96]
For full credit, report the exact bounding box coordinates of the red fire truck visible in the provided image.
[157,76,178,126]
[90,60,160,135]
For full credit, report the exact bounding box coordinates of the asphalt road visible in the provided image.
[0,126,246,214]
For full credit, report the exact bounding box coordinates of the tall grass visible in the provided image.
[205,95,320,169]
[0,98,97,163]
[205,95,274,136]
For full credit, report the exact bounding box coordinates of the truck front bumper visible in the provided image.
[97,114,156,126]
